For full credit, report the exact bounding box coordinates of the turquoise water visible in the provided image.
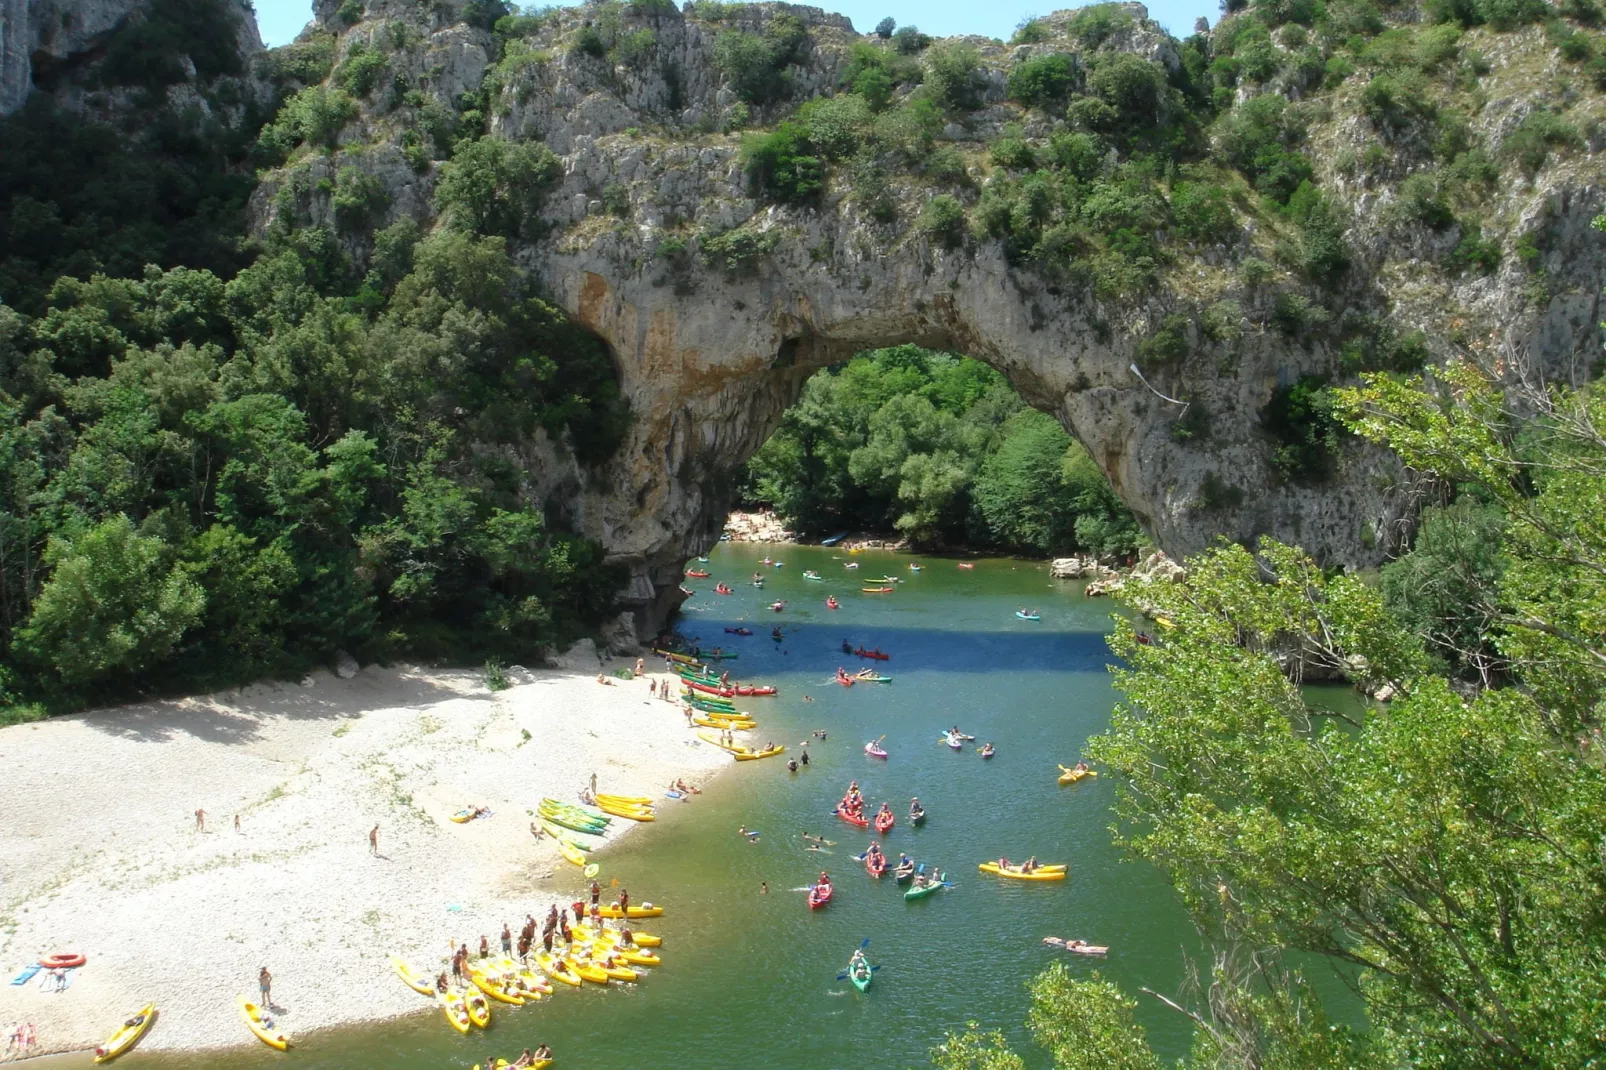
[89,544,1357,1068]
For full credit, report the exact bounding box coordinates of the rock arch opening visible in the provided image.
[563,270,1409,642]
[734,345,1142,562]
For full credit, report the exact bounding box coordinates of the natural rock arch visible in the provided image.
[242,0,1606,638]
[543,242,1420,634]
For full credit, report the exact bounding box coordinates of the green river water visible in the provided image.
[80,543,1361,1069]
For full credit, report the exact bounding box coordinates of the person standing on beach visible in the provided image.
[546,904,559,931]
[501,924,512,955]
[619,888,631,915]
[479,935,490,959]
[234,814,241,833]
[194,809,206,831]
[369,825,379,855]
[258,966,272,1007]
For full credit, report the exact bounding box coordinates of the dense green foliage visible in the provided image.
[0,12,631,720]
[742,346,1138,555]
[932,345,1606,1067]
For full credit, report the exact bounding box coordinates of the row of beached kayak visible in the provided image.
[389,909,670,1046]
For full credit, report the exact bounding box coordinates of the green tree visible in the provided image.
[14,514,204,691]
[434,137,561,239]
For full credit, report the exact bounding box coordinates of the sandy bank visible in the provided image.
[0,660,731,1058]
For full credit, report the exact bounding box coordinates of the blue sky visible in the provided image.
[252,0,1219,49]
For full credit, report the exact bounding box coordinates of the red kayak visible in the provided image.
[808,882,833,909]
[873,810,895,835]
[854,648,890,661]
[865,852,886,878]
[734,685,778,696]
[826,597,839,610]
[957,562,975,569]
[836,673,855,688]
[715,584,734,595]
[686,569,711,578]
[836,807,869,829]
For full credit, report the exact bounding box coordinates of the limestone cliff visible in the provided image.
[30,0,1606,638]
[1,0,262,114]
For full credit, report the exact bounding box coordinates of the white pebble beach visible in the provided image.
[0,658,732,1059]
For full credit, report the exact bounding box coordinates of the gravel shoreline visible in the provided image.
[0,660,732,1060]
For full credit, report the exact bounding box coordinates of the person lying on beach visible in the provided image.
[596,674,613,685]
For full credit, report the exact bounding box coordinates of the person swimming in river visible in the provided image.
[841,640,853,654]
[772,626,783,640]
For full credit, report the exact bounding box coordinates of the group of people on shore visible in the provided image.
[437,889,641,993]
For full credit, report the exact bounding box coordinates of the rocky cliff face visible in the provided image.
[0,0,262,114]
[32,0,1606,637]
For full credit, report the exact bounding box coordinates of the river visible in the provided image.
[106,542,1355,1069]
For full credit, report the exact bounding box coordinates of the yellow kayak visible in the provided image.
[696,712,757,726]
[734,745,784,761]
[589,954,639,982]
[597,941,660,967]
[488,956,550,998]
[1058,765,1099,785]
[594,793,653,805]
[978,862,1067,881]
[389,954,434,996]
[598,902,663,918]
[449,808,476,823]
[237,995,289,1050]
[572,921,661,947]
[465,989,491,1028]
[696,730,748,752]
[693,716,757,730]
[468,966,525,1006]
[93,1004,156,1063]
[473,1061,553,1070]
[556,838,588,867]
[536,950,583,986]
[439,988,471,1033]
[598,803,655,822]
[563,954,610,985]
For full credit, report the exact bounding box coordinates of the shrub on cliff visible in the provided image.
[434,137,562,239]
[740,123,824,204]
[1007,54,1080,109]
[715,14,809,105]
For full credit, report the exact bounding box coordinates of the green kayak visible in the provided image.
[904,871,946,901]
[849,961,873,992]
